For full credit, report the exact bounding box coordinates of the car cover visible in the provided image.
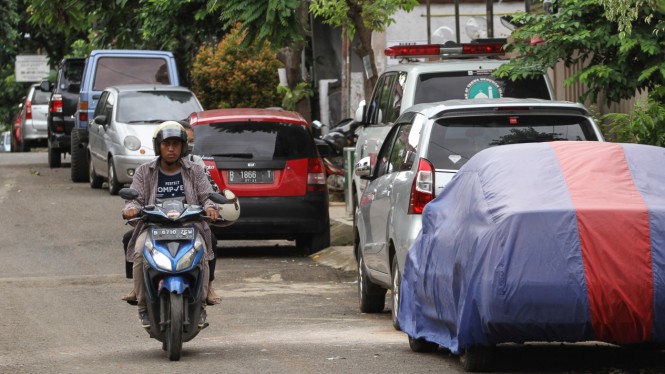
[398,141,665,354]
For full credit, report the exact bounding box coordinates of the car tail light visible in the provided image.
[385,40,504,59]
[50,94,63,113]
[307,157,326,192]
[79,101,88,122]
[25,101,32,120]
[408,158,435,214]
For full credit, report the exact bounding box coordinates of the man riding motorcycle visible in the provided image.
[122,121,218,327]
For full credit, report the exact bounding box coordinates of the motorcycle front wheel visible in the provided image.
[166,293,184,361]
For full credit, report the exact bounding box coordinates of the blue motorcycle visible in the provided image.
[120,188,227,361]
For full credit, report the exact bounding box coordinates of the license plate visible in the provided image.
[151,227,194,240]
[228,170,274,184]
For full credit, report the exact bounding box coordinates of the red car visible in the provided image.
[188,108,331,253]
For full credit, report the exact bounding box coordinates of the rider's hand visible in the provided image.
[206,207,219,221]
[122,207,139,219]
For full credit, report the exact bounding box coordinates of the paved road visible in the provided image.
[1,151,664,374]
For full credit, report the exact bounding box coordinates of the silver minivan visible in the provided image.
[354,98,605,330]
[87,84,203,195]
[15,83,50,152]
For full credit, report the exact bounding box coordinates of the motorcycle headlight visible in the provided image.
[176,237,203,271]
[145,238,172,271]
[124,135,141,151]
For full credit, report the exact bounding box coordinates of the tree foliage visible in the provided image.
[497,0,665,106]
[190,25,284,109]
[496,0,665,145]
[309,0,418,98]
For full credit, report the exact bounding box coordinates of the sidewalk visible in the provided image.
[310,201,356,272]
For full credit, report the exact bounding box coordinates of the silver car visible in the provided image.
[354,98,605,330]
[15,83,50,152]
[87,84,203,195]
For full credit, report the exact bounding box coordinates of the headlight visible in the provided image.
[124,135,141,151]
[176,238,203,271]
[145,238,172,271]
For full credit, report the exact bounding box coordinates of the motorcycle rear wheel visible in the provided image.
[166,293,184,361]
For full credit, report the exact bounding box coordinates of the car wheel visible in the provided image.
[391,255,402,331]
[408,336,438,353]
[460,347,495,372]
[89,157,103,189]
[18,136,30,152]
[108,158,122,195]
[48,139,61,168]
[70,129,88,182]
[357,251,386,313]
[296,219,331,255]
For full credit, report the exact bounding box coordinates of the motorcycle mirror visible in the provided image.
[119,188,139,200]
[208,192,229,205]
[312,120,324,129]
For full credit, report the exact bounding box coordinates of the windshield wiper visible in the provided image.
[126,119,168,124]
[210,153,254,159]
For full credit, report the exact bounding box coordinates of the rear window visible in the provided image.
[32,88,51,105]
[427,115,598,170]
[93,57,171,90]
[414,71,551,104]
[61,60,84,87]
[193,122,315,161]
[117,91,201,123]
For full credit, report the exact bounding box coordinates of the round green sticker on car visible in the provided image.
[465,78,502,99]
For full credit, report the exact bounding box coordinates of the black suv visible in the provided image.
[39,58,85,168]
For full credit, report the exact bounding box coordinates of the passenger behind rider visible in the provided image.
[122,121,218,327]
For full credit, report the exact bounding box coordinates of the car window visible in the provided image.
[194,122,315,161]
[426,114,599,171]
[414,71,551,104]
[386,72,407,123]
[116,91,200,123]
[63,61,84,84]
[367,73,396,125]
[374,127,400,177]
[92,57,171,90]
[94,92,110,117]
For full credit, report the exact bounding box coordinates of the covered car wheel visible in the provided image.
[48,139,61,168]
[89,156,103,188]
[357,251,386,313]
[70,129,88,182]
[460,347,495,372]
[408,335,438,353]
[391,255,401,331]
[108,158,122,195]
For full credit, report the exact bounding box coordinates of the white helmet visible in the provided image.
[212,189,240,227]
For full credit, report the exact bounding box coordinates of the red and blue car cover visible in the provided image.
[398,141,665,354]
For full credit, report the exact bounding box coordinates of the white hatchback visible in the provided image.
[87,84,203,195]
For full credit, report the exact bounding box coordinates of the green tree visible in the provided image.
[495,0,665,145]
[309,0,418,99]
[190,24,284,109]
[208,0,312,119]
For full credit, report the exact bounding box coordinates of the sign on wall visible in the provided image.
[15,55,50,82]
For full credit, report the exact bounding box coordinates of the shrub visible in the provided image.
[191,24,284,109]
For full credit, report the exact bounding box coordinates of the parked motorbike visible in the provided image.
[120,187,228,361]
[312,119,358,192]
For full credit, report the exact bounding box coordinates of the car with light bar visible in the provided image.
[351,39,555,225]
[188,108,331,254]
[353,98,604,331]
[87,84,203,195]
